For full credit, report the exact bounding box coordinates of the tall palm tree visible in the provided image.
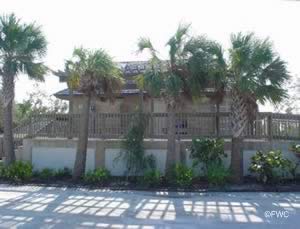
[0,13,47,165]
[208,43,227,136]
[227,33,289,182]
[137,25,216,167]
[67,47,123,180]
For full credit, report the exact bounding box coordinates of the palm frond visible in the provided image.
[137,37,155,53]
[229,32,289,105]
[66,47,124,100]
[23,62,48,81]
[0,13,47,80]
[167,23,190,65]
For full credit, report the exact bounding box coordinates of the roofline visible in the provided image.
[54,87,226,101]
[54,89,147,100]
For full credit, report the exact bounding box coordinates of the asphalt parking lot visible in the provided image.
[0,184,299,228]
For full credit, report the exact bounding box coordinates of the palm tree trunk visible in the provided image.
[68,87,74,139]
[69,88,74,114]
[72,94,91,180]
[166,106,177,169]
[2,74,15,166]
[3,99,15,165]
[230,89,248,183]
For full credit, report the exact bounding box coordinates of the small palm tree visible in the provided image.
[228,33,289,182]
[137,24,216,167]
[51,60,79,114]
[67,47,124,180]
[0,13,47,165]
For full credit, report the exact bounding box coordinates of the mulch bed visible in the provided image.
[1,176,300,192]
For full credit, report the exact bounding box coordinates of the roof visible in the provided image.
[56,61,150,82]
[54,88,144,100]
[54,61,150,99]
[53,61,220,100]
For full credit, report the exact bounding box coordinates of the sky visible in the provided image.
[0,0,299,112]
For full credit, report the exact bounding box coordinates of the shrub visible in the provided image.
[287,161,299,180]
[290,143,300,154]
[249,150,291,184]
[55,167,72,179]
[84,168,110,184]
[190,138,226,174]
[142,170,161,187]
[207,163,230,186]
[287,144,300,179]
[0,163,5,178]
[116,114,156,177]
[166,163,194,187]
[5,161,33,182]
[38,168,55,181]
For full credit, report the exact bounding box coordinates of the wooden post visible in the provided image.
[267,113,273,142]
[101,114,106,139]
[215,104,220,137]
[150,98,154,138]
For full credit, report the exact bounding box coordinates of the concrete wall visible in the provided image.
[32,147,95,172]
[0,138,3,159]
[18,138,300,176]
[104,149,167,176]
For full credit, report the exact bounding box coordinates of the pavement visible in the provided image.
[0,184,299,229]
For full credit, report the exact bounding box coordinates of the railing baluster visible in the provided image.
[11,112,300,143]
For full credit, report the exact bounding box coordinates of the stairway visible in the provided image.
[0,116,55,160]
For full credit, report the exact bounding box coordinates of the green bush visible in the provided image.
[166,163,194,187]
[55,167,72,179]
[116,114,156,177]
[290,143,300,154]
[142,170,161,187]
[287,161,299,180]
[249,150,291,184]
[207,163,230,186]
[38,168,55,180]
[0,163,5,178]
[190,138,226,174]
[5,161,33,182]
[84,168,110,184]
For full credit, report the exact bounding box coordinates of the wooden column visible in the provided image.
[267,113,273,142]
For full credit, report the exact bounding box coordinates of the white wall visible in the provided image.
[32,147,95,172]
[23,139,300,177]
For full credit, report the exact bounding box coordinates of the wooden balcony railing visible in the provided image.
[13,112,300,141]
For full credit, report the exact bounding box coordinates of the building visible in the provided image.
[53,61,232,114]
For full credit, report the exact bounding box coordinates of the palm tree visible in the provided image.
[51,61,79,139]
[227,33,289,182]
[137,25,216,168]
[67,47,123,180]
[208,43,227,136]
[51,61,78,115]
[0,13,47,165]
